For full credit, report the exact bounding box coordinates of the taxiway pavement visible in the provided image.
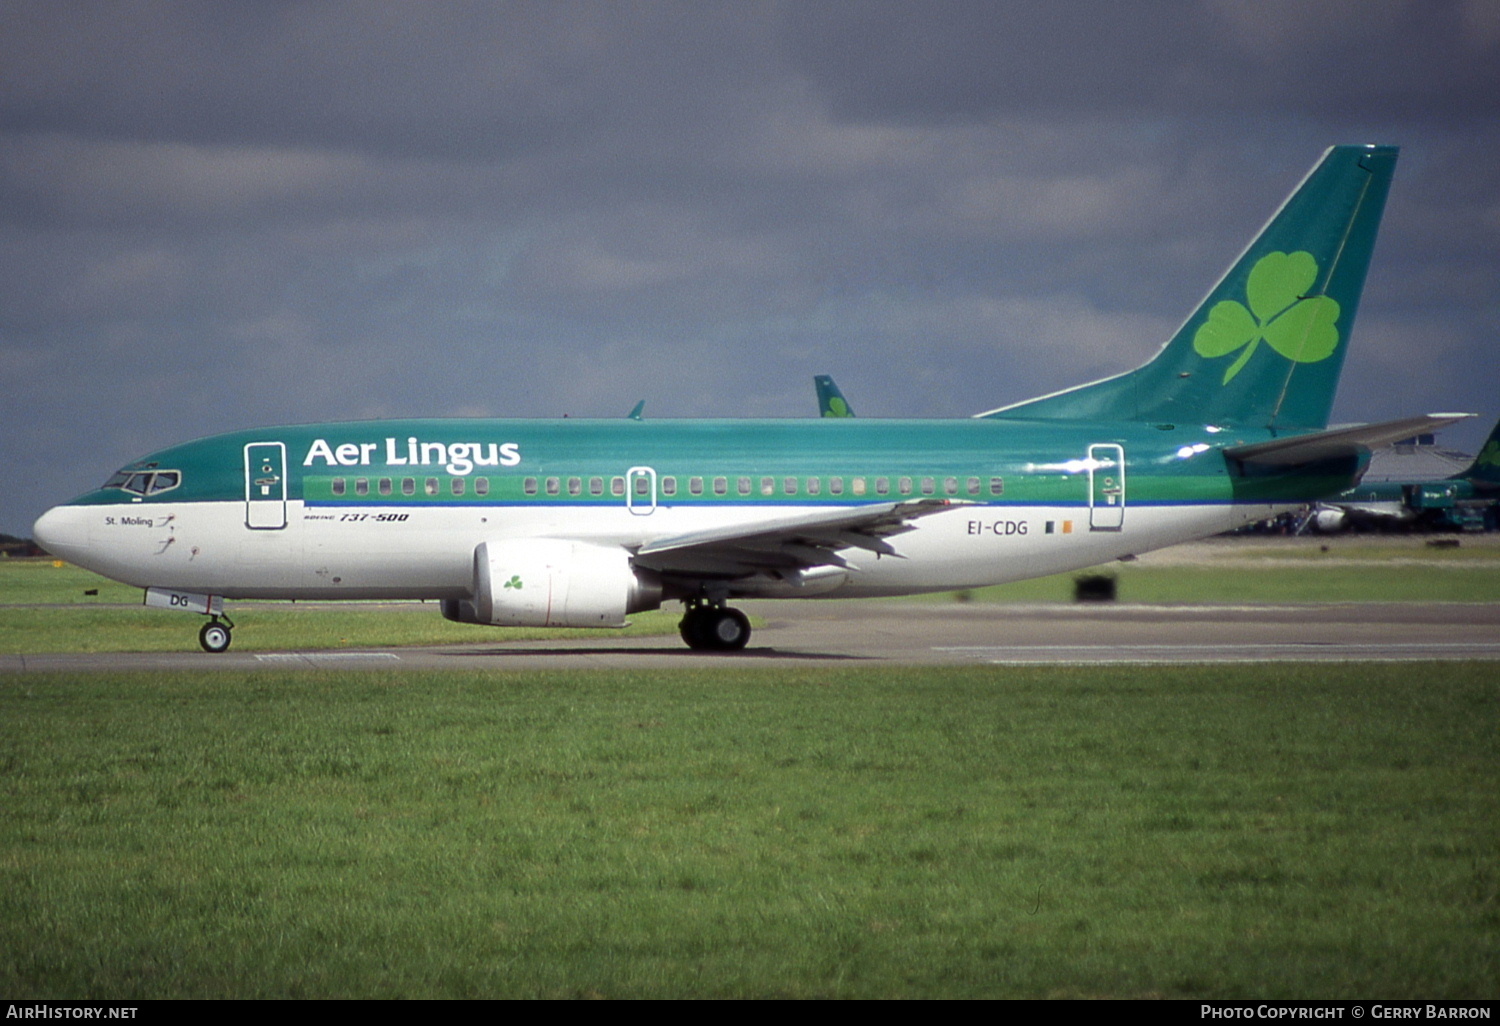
[6,600,1500,673]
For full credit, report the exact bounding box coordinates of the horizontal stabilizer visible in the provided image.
[1226,414,1475,467]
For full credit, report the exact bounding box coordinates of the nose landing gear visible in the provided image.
[198,615,234,653]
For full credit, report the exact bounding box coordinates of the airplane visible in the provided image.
[1311,414,1500,531]
[33,144,1472,654]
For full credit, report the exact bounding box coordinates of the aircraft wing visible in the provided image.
[633,499,960,577]
[1226,414,1475,467]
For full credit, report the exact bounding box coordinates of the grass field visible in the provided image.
[2,542,1497,997]
[1,663,1496,998]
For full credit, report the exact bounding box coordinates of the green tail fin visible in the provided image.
[815,375,856,418]
[981,145,1398,430]
[1460,415,1500,484]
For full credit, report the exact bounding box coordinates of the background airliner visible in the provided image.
[1312,413,1500,532]
[33,145,1469,653]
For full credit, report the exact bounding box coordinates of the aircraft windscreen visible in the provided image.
[103,464,180,497]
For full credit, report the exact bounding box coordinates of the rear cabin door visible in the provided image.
[1088,443,1125,531]
[245,442,288,530]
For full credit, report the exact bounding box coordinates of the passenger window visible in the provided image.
[829,477,844,496]
[713,476,727,496]
[783,476,798,495]
[738,476,751,496]
[332,478,346,496]
[875,478,889,496]
[945,477,958,496]
[475,478,490,496]
[546,477,560,496]
[852,478,867,496]
[899,477,913,495]
[920,477,934,495]
[990,477,1005,496]
[689,476,704,495]
[425,478,439,496]
[634,476,649,496]
[402,478,416,496]
[661,476,677,496]
[524,477,538,496]
[807,477,821,496]
[589,477,603,496]
[761,476,774,496]
[611,477,625,497]
[452,478,465,496]
[378,478,392,496]
[568,478,582,496]
[967,477,981,496]
[355,478,369,496]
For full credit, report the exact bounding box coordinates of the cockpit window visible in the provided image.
[147,471,181,494]
[104,465,181,497]
[104,462,156,489]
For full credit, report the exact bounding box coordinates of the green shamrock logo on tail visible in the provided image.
[1193,251,1341,384]
[503,575,523,590]
[1476,441,1500,470]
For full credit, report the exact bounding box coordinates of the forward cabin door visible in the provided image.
[1088,443,1125,531]
[244,442,288,530]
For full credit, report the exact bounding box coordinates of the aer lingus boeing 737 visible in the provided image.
[33,145,1470,652]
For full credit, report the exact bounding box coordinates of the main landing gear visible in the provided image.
[198,615,234,653]
[678,600,751,651]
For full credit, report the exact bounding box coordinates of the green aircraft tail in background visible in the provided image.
[815,375,856,418]
[981,145,1399,432]
[1461,413,1500,486]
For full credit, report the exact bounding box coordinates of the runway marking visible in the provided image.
[254,652,401,664]
[934,642,1500,664]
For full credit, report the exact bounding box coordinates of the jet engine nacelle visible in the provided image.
[1313,507,1347,532]
[442,539,661,628]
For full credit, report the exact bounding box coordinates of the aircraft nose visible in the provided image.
[32,505,89,561]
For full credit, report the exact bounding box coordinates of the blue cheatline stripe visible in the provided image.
[299,498,1254,511]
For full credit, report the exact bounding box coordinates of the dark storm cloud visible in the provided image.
[784,0,1500,125]
[3,0,1499,535]
[3,2,603,157]
[0,1,794,168]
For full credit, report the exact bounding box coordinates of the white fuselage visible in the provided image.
[35,496,1286,603]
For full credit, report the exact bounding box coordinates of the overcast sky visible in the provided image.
[4,0,1499,535]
